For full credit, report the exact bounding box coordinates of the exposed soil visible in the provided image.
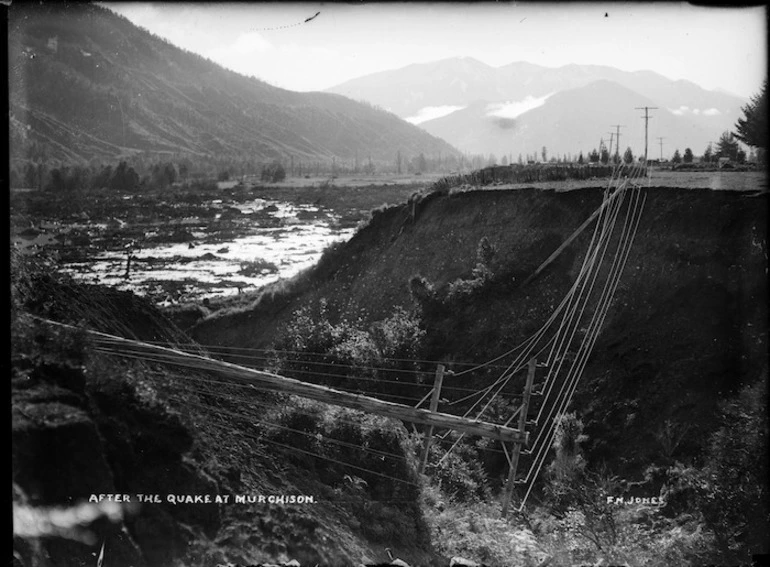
[192,183,768,481]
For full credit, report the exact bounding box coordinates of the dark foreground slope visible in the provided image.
[8,2,457,165]
[12,258,438,567]
[192,185,768,475]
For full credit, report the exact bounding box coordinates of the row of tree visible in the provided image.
[24,161,179,193]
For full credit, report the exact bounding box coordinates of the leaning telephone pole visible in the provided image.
[635,107,658,164]
[501,358,537,516]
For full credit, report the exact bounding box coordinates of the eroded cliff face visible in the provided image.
[192,186,768,474]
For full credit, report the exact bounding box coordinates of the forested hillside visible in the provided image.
[8,2,458,168]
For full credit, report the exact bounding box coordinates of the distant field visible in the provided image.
[245,173,443,212]
[260,172,446,188]
[485,169,768,193]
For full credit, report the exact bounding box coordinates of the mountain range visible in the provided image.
[327,57,749,159]
[8,3,458,166]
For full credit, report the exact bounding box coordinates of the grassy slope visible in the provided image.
[192,185,768,477]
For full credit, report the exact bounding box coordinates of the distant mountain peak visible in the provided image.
[326,57,746,158]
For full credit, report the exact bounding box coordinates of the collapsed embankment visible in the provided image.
[192,185,768,476]
[12,265,438,567]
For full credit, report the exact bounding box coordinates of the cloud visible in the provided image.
[485,93,553,119]
[669,105,721,117]
[230,32,273,55]
[202,32,275,80]
[405,105,465,124]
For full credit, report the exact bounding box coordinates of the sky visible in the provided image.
[103,2,767,99]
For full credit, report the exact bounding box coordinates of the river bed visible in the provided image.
[12,195,357,304]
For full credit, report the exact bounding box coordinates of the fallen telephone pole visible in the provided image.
[36,318,528,444]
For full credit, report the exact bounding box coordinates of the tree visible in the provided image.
[415,153,427,173]
[588,149,600,163]
[623,147,634,164]
[541,146,548,162]
[152,162,178,188]
[501,155,509,166]
[23,163,37,188]
[110,161,139,191]
[716,131,741,161]
[734,80,767,149]
[683,148,694,164]
[261,160,286,183]
[578,152,585,165]
[363,156,376,175]
[600,148,610,164]
[672,149,682,164]
[487,153,498,167]
[703,143,714,164]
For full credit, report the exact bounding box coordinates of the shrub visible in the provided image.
[425,434,491,503]
[663,377,769,563]
[444,236,498,304]
[237,258,278,277]
[271,299,425,392]
[264,398,420,503]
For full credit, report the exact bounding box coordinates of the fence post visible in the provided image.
[501,358,536,516]
[418,364,445,475]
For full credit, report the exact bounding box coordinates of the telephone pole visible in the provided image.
[606,132,615,160]
[611,124,625,161]
[635,107,658,164]
[657,137,665,162]
[501,358,536,516]
[418,365,445,475]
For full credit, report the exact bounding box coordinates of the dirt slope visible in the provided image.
[192,185,768,476]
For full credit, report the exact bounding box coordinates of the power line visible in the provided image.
[201,416,420,488]
[435,162,638,467]
[518,180,648,509]
[635,106,658,164]
[611,125,625,160]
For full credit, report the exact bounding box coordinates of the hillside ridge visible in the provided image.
[8,2,458,166]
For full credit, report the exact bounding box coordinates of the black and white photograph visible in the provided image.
[9,2,769,566]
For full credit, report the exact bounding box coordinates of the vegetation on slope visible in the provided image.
[11,250,441,566]
[189,183,768,563]
[241,278,768,565]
